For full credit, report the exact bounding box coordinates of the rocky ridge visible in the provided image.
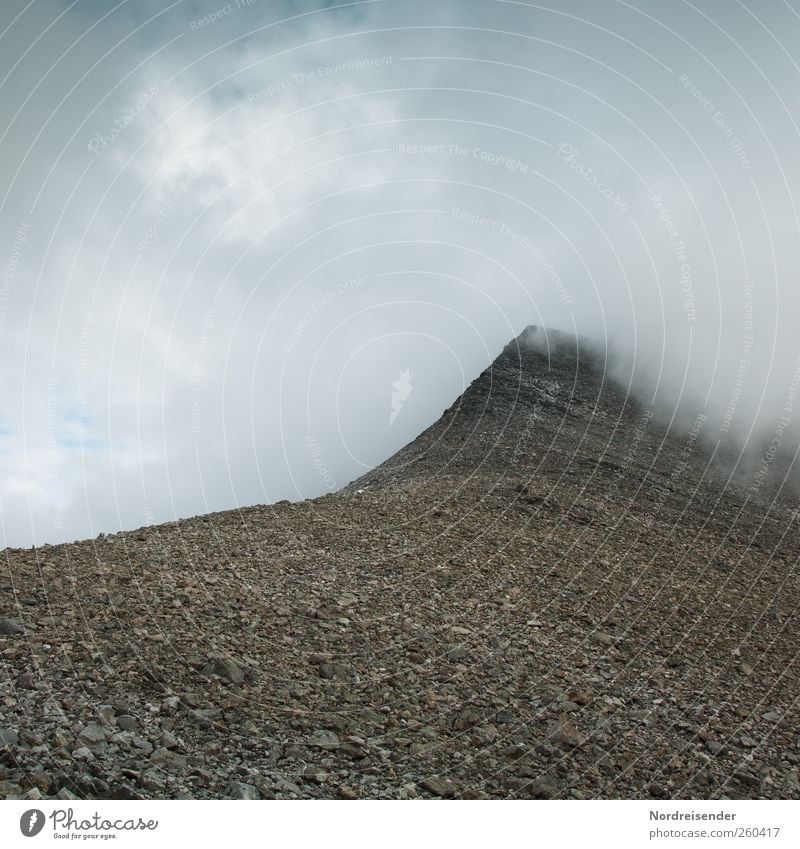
[1,326,798,800]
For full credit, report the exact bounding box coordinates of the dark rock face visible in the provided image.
[1,326,798,801]
[346,326,671,496]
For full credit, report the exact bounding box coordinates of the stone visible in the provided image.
[734,771,761,789]
[0,618,24,635]
[0,728,19,747]
[15,672,36,689]
[205,654,245,684]
[566,688,593,706]
[308,729,340,750]
[160,729,180,750]
[547,718,586,749]
[139,770,166,792]
[706,740,724,755]
[149,747,172,766]
[420,776,457,797]
[274,778,302,796]
[229,781,260,800]
[78,722,109,745]
[446,645,468,661]
[338,784,359,799]
[593,632,616,647]
[56,787,80,800]
[302,765,328,784]
[116,715,138,731]
[132,738,154,755]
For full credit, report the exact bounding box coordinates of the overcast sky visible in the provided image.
[1,0,800,547]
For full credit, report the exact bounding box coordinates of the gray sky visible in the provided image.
[2,0,800,547]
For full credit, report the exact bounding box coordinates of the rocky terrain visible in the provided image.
[1,325,798,800]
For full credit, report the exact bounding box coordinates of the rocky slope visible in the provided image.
[1,326,798,800]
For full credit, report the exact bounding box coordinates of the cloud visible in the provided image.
[2,0,800,546]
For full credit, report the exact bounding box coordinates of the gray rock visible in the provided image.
[229,780,260,800]
[15,672,36,689]
[116,715,138,731]
[78,722,109,745]
[0,728,19,747]
[160,729,180,750]
[188,708,221,727]
[547,718,587,749]
[338,784,359,799]
[420,776,457,797]
[446,644,469,661]
[139,770,166,792]
[274,778,302,796]
[308,729,340,750]
[0,618,24,635]
[132,738,154,755]
[205,654,245,684]
[56,787,80,800]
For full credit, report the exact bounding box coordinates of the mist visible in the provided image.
[2,0,800,548]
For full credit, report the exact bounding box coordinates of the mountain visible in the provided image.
[1,326,798,800]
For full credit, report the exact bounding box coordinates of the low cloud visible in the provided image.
[1,0,799,546]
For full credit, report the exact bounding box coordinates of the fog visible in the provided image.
[2,0,800,547]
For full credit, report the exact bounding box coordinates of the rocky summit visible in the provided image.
[1,326,798,800]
